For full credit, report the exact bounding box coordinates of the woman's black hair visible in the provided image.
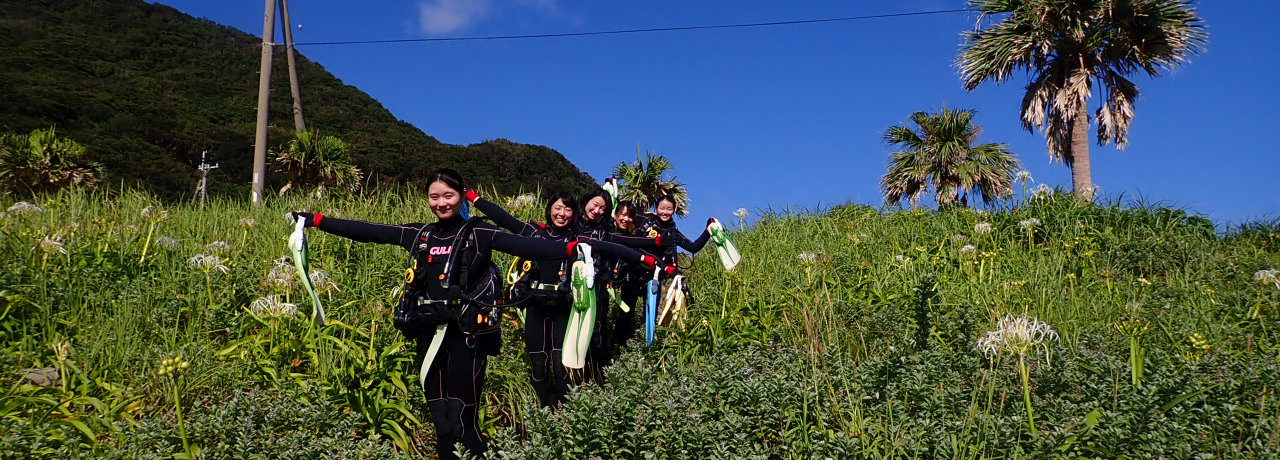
[615,200,637,218]
[579,188,614,223]
[426,168,466,194]
[544,191,578,228]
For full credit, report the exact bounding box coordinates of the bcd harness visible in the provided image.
[392,217,504,339]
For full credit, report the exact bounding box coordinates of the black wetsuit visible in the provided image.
[605,221,654,355]
[576,216,661,379]
[635,213,711,271]
[472,198,657,404]
[312,214,579,459]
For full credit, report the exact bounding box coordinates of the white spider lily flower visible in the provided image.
[960,244,977,256]
[1015,170,1033,183]
[156,236,180,248]
[250,295,297,317]
[508,193,537,209]
[1018,218,1042,230]
[239,217,259,229]
[37,235,68,255]
[974,222,992,235]
[187,253,229,273]
[733,208,748,220]
[975,314,1059,360]
[204,241,230,253]
[1254,269,1280,288]
[140,205,169,222]
[266,259,297,291]
[797,252,817,263]
[892,255,912,265]
[7,202,42,215]
[309,269,340,293]
[1029,183,1053,200]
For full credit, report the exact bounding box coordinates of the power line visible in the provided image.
[295,8,970,46]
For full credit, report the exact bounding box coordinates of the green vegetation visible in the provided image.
[2,187,1277,458]
[881,108,1020,208]
[271,129,361,199]
[958,0,1208,199]
[612,149,689,215]
[0,128,102,196]
[0,0,595,199]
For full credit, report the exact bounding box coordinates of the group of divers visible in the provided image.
[288,168,739,459]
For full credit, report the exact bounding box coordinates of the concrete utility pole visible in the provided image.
[250,0,277,204]
[278,0,306,133]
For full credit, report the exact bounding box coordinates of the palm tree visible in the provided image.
[611,148,689,216]
[958,0,1206,200]
[272,129,362,198]
[0,128,101,195]
[881,108,1020,208]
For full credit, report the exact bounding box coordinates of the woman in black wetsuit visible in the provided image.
[605,200,651,354]
[291,169,657,459]
[468,189,667,405]
[636,194,712,272]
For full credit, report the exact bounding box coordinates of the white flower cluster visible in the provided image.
[309,269,340,293]
[797,252,817,263]
[204,241,230,253]
[508,194,537,209]
[156,236,181,249]
[734,208,748,220]
[1254,269,1280,288]
[976,314,1059,359]
[974,222,992,235]
[239,217,258,229]
[1015,170,1033,183]
[1018,218,1042,230]
[250,295,298,317]
[37,235,68,255]
[7,202,42,215]
[1029,183,1053,200]
[266,256,297,291]
[187,253,229,273]
[960,244,977,256]
[140,205,169,222]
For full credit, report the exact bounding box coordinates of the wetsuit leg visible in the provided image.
[524,297,570,407]
[421,331,488,460]
[583,286,612,384]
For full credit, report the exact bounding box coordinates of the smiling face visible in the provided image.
[614,209,633,232]
[584,196,608,221]
[427,181,461,220]
[656,199,675,222]
[549,198,574,228]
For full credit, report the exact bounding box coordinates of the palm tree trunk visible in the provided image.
[1069,107,1093,201]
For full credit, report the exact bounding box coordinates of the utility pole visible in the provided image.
[194,151,220,208]
[250,0,277,204]
[278,0,306,133]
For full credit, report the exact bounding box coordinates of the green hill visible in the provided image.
[0,0,595,197]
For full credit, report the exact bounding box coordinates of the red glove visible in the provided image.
[663,265,677,276]
[566,240,579,256]
[465,188,479,203]
[291,211,323,227]
[707,217,718,229]
[640,254,656,268]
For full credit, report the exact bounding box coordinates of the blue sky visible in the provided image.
[154,1,1278,230]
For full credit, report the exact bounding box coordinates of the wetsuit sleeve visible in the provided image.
[670,226,710,253]
[472,197,538,236]
[477,227,572,260]
[581,238,654,266]
[606,232,660,248]
[315,217,421,251]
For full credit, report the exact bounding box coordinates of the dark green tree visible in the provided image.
[272,129,361,198]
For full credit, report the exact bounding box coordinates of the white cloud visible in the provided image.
[418,0,492,35]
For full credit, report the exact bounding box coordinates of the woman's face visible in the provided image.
[656,200,675,222]
[584,196,608,221]
[427,181,461,220]
[614,208,633,231]
[549,199,574,228]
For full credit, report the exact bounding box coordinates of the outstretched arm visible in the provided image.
[296,212,422,251]
[670,225,711,254]
[469,192,538,236]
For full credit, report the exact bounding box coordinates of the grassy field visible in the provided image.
[2,187,1278,458]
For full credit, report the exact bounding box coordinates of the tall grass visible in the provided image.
[2,186,1277,458]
